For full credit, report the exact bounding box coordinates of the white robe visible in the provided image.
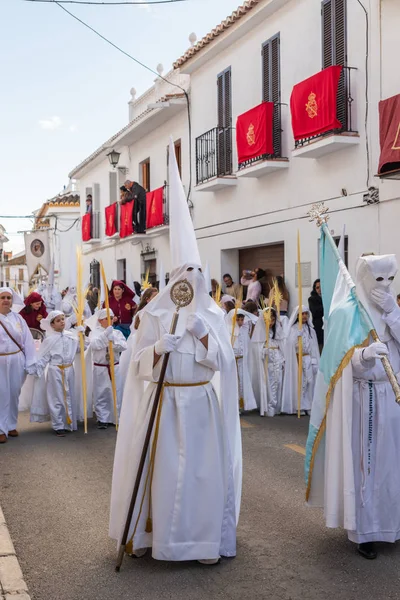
[0,312,36,436]
[325,308,400,543]
[232,323,257,412]
[252,328,285,417]
[109,310,238,561]
[281,324,320,414]
[89,327,127,423]
[31,331,80,431]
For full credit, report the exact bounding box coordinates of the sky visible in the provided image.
[0,0,243,252]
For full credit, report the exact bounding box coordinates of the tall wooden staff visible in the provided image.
[100,261,119,429]
[76,248,88,434]
[115,278,194,572]
[297,231,303,419]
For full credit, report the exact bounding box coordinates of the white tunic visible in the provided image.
[325,308,400,543]
[0,312,36,435]
[33,331,80,431]
[89,328,127,423]
[255,330,285,417]
[110,311,237,562]
[232,323,257,412]
[281,324,320,414]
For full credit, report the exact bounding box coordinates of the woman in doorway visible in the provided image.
[19,292,48,332]
[241,268,265,305]
[105,281,137,340]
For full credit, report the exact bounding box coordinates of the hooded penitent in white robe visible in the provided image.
[281,306,320,414]
[61,287,91,319]
[226,309,257,412]
[86,309,127,424]
[314,254,400,544]
[0,288,36,436]
[109,139,242,563]
[251,308,285,417]
[29,311,81,431]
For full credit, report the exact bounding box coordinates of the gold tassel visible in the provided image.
[145,517,153,533]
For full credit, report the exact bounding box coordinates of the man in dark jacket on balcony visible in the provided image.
[121,180,147,234]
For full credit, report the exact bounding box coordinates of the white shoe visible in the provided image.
[198,558,220,565]
[128,548,147,558]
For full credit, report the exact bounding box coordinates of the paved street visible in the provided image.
[1,412,400,600]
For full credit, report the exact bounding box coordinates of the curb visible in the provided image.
[0,507,31,600]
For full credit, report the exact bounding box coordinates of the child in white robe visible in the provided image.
[281,305,319,415]
[251,308,285,416]
[228,309,257,413]
[87,309,127,429]
[30,310,84,437]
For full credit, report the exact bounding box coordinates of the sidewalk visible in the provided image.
[0,507,31,600]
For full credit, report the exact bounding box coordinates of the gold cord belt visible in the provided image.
[56,364,73,426]
[235,356,243,360]
[0,350,22,356]
[126,380,210,554]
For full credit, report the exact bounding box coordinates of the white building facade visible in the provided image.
[70,0,400,302]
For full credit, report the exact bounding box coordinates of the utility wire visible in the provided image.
[32,0,193,204]
[23,0,188,5]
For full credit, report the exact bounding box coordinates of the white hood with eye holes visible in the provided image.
[355,254,398,341]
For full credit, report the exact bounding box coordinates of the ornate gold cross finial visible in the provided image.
[307,202,330,227]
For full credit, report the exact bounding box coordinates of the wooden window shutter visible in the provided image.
[322,0,347,68]
[322,0,333,68]
[109,171,117,204]
[223,68,232,128]
[217,73,224,128]
[334,0,347,66]
[93,183,100,211]
[262,42,270,102]
[262,34,281,156]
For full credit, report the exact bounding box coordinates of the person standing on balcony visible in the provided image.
[85,194,93,214]
[121,180,147,234]
[105,281,137,340]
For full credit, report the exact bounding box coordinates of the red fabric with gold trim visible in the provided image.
[105,203,117,237]
[290,66,342,141]
[236,102,274,164]
[120,201,134,238]
[82,213,92,241]
[378,94,400,175]
[146,187,164,229]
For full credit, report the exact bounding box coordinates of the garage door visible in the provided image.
[239,243,285,278]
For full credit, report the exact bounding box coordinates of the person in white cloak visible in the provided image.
[119,287,158,390]
[61,286,91,320]
[29,311,85,437]
[251,308,285,417]
[309,254,400,560]
[109,139,242,566]
[0,287,36,443]
[227,309,257,413]
[86,308,127,429]
[281,306,320,415]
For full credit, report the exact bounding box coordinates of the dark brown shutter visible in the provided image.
[334,0,346,65]
[262,34,281,156]
[322,0,333,68]
[322,0,347,68]
[262,42,270,102]
[217,73,224,128]
[216,67,232,175]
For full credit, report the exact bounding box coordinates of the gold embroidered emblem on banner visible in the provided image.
[246,123,256,146]
[306,92,318,119]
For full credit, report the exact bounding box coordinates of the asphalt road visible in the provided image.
[1,412,400,600]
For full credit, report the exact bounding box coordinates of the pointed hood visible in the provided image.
[168,138,201,268]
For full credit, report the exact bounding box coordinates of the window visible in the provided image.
[117,259,126,283]
[140,159,151,192]
[19,268,24,281]
[92,183,101,239]
[334,234,349,268]
[262,33,281,157]
[90,259,100,289]
[174,139,182,176]
[109,171,118,204]
[217,67,232,176]
[322,0,347,68]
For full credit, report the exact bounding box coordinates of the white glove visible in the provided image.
[69,312,77,326]
[105,326,114,340]
[362,342,389,361]
[186,314,208,339]
[76,325,85,334]
[297,330,303,338]
[154,334,180,356]
[370,288,397,314]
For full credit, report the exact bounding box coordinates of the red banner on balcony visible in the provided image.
[146,187,164,229]
[378,94,400,175]
[120,201,134,238]
[236,102,274,164]
[105,203,117,237]
[290,66,342,141]
[82,213,91,242]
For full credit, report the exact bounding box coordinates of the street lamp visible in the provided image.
[107,149,121,169]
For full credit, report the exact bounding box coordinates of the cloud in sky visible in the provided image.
[69,124,78,133]
[38,116,62,130]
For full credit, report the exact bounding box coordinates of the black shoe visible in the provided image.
[97,422,108,430]
[358,542,377,560]
[54,429,66,437]
[107,423,116,427]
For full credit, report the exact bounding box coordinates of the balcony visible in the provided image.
[292,66,359,159]
[195,127,237,192]
[82,211,101,244]
[236,103,289,178]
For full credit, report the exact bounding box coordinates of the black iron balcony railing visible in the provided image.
[238,103,284,170]
[196,127,233,185]
[295,66,356,148]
